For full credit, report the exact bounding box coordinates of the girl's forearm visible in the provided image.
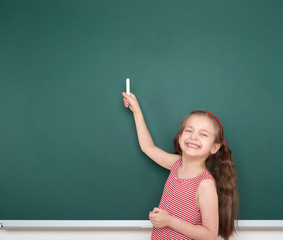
[132,108,155,153]
[167,215,217,240]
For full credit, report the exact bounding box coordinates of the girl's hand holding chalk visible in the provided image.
[122,78,141,114]
[122,92,140,114]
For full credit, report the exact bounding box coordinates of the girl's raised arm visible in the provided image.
[122,92,180,170]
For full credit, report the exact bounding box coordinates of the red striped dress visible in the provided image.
[151,158,216,240]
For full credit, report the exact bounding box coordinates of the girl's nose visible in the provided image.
[190,133,198,140]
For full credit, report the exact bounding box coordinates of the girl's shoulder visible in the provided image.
[198,172,216,188]
[200,171,215,180]
[171,157,182,170]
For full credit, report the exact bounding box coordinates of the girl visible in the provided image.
[122,92,238,240]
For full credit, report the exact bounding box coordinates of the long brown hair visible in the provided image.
[173,111,239,240]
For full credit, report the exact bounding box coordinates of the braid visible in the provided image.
[212,143,238,240]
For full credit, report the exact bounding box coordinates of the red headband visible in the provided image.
[200,111,225,144]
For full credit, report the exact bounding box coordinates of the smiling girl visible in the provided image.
[122,92,238,240]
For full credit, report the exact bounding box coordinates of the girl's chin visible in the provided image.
[182,151,210,159]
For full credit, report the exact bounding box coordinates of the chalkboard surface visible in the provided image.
[1,0,282,220]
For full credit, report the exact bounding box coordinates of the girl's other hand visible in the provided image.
[149,207,172,228]
[122,92,140,114]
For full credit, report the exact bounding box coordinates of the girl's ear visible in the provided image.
[211,143,221,155]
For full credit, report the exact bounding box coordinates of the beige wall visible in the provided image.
[0,229,283,240]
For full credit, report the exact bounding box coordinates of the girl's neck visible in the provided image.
[178,159,207,179]
[180,155,207,174]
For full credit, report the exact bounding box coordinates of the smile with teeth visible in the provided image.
[186,142,201,149]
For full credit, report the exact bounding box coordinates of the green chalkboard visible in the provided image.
[1,0,282,220]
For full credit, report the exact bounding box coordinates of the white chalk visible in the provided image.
[126,78,130,95]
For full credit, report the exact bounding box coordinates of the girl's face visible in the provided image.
[178,114,221,159]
